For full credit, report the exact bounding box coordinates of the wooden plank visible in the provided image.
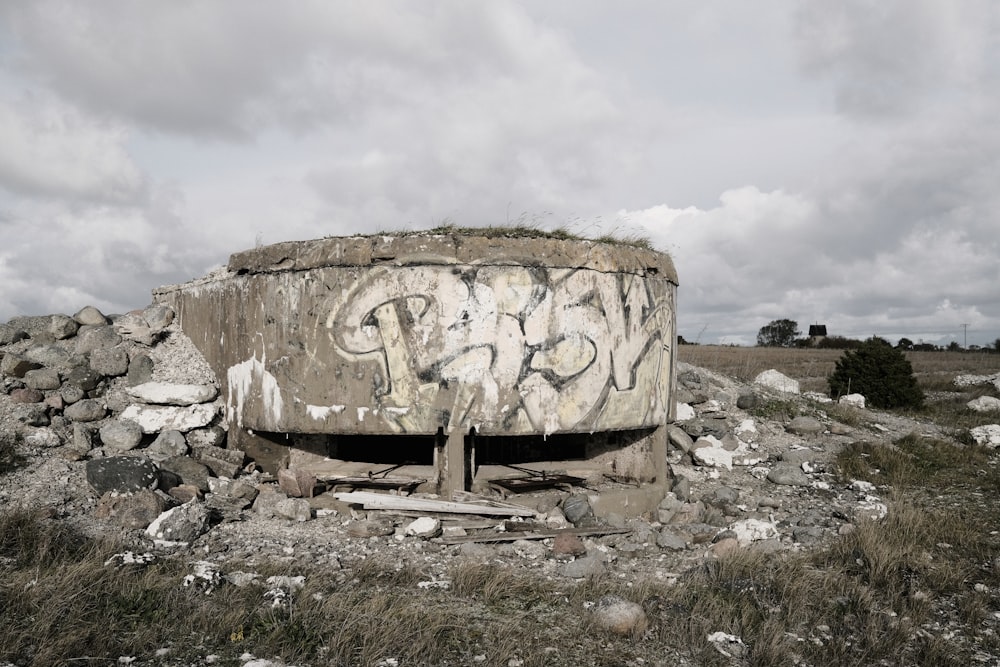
[435,526,632,545]
[332,491,538,517]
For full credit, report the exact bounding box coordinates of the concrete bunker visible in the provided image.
[154,233,678,510]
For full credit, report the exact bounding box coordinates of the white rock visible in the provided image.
[735,419,757,440]
[803,391,833,404]
[954,373,1000,388]
[120,403,218,434]
[691,435,733,470]
[970,424,1000,448]
[404,516,442,538]
[675,402,696,421]
[967,396,1000,413]
[839,393,866,408]
[730,518,779,544]
[753,369,800,394]
[127,382,219,406]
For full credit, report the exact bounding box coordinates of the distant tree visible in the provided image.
[828,337,924,409]
[756,319,801,347]
[947,341,962,352]
[817,336,862,350]
[913,342,938,352]
[677,335,692,345]
[896,337,914,351]
[993,338,1000,353]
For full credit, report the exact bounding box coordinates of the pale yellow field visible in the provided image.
[677,345,1000,393]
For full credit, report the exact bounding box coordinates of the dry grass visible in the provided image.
[679,345,1000,394]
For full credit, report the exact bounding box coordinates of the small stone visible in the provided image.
[168,484,202,504]
[64,398,106,422]
[829,422,853,435]
[691,435,733,469]
[127,354,155,386]
[185,426,226,449]
[13,403,49,426]
[551,533,587,557]
[656,529,687,550]
[145,430,189,462]
[767,464,811,486]
[60,384,86,404]
[10,388,44,404]
[24,368,61,390]
[146,501,211,545]
[22,427,61,448]
[708,537,740,558]
[277,468,316,498]
[65,366,102,392]
[839,394,866,409]
[99,420,144,454]
[786,416,824,436]
[159,456,211,493]
[562,494,594,525]
[346,519,395,537]
[730,518,779,544]
[70,423,97,454]
[73,306,109,326]
[404,517,441,538]
[666,424,694,453]
[95,489,166,529]
[672,476,691,502]
[558,553,607,578]
[90,346,130,377]
[590,596,648,636]
[668,501,705,525]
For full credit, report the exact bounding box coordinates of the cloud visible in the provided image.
[0,95,144,202]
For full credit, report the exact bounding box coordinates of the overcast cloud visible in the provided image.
[0,1,997,346]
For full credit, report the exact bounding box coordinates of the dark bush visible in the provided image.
[828,337,924,409]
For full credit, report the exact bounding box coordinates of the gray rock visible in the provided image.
[22,427,61,448]
[127,382,218,406]
[1,353,41,378]
[193,445,245,478]
[656,529,687,550]
[672,476,691,502]
[116,311,157,345]
[65,366,102,392]
[47,315,79,340]
[60,384,86,404]
[90,346,130,377]
[590,596,649,636]
[704,486,740,509]
[127,354,155,386]
[666,424,694,453]
[186,426,226,449]
[12,403,49,426]
[146,501,211,545]
[668,501,705,525]
[10,388,44,404]
[780,448,816,465]
[786,416,824,435]
[0,324,29,345]
[64,399,106,422]
[86,456,159,494]
[736,392,759,410]
[71,423,97,454]
[558,553,607,578]
[75,326,122,355]
[95,489,167,529]
[99,419,144,454]
[143,305,174,330]
[767,464,811,486]
[146,430,189,462]
[24,344,71,368]
[274,498,311,522]
[73,306,109,326]
[159,455,211,492]
[345,518,395,537]
[562,493,594,525]
[24,368,61,390]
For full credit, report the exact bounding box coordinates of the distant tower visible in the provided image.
[808,324,828,346]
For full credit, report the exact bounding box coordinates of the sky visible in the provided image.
[0,1,997,347]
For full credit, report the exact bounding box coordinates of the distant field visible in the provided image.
[678,345,1000,393]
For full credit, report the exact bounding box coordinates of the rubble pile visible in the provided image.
[0,304,991,581]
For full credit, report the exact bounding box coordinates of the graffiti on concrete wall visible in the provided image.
[326,264,673,434]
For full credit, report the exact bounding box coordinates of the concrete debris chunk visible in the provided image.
[127,382,219,406]
[753,369,800,394]
[119,403,218,433]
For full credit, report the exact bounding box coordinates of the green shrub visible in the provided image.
[828,337,924,409]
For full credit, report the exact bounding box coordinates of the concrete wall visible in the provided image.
[155,235,678,440]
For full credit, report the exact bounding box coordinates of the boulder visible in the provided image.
[145,430,189,462]
[127,354,155,386]
[970,424,1000,448]
[90,346,130,377]
[185,426,226,449]
[785,416,825,436]
[24,368,61,390]
[64,366,102,392]
[159,455,211,492]
[47,315,79,340]
[73,306,109,326]
[967,396,1000,413]
[142,305,174,330]
[767,464,810,487]
[590,596,648,636]
[193,445,245,478]
[24,344,71,368]
[95,489,167,529]
[1,353,41,378]
[404,516,442,538]
[10,388,44,404]
[838,394,866,408]
[0,324,29,345]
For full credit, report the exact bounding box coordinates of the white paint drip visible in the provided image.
[227,355,284,429]
[357,407,369,422]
